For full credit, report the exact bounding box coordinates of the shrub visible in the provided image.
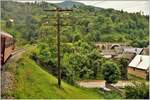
[125,82,149,99]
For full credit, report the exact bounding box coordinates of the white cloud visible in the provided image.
[77,0,149,15]
[15,0,150,15]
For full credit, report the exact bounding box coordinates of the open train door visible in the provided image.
[1,34,5,65]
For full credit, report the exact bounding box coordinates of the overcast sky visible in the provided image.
[17,0,150,15]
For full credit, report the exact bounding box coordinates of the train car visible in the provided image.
[1,31,15,65]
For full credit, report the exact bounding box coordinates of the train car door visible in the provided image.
[1,35,5,64]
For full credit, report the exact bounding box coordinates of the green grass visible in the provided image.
[2,46,122,99]
[14,56,106,99]
[128,74,147,82]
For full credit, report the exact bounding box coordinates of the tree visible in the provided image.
[5,20,12,28]
[62,53,93,84]
[87,49,102,79]
[73,33,81,42]
[102,61,120,84]
[119,58,128,80]
[131,39,149,48]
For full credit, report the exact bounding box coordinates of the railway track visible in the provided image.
[1,48,25,67]
[11,48,25,56]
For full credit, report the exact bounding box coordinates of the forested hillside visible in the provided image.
[1,1,149,47]
[1,1,149,99]
[1,0,149,83]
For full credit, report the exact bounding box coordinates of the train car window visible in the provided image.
[5,39,10,47]
[10,39,13,46]
[9,40,12,46]
[9,41,11,46]
[5,41,8,47]
[4,37,15,48]
[11,40,13,45]
[13,39,15,44]
[7,40,10,47]
[8,41,10,47]
[6,42,8,46]
[11,39,13,45]
[9,39,11,46]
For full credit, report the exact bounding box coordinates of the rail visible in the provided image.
[12,48,25,56]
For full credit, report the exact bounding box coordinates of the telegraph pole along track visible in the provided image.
[44,7,73,87]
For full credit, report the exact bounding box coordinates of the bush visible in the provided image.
[5,20,12,28]
[125,82,149,99]
[102,61,120,84]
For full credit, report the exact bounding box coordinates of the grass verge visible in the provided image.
[14,56,105,99]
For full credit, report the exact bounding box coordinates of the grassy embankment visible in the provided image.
[2,46,121,99]
[13,55,103,99]
[13,54,122,99]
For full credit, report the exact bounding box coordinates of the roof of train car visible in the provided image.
[0,31,13,38]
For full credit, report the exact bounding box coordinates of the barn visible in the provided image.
[128,55,150,79]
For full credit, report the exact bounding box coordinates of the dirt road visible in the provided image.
[77,80,133,88]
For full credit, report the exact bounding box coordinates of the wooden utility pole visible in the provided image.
[44,8,73,87]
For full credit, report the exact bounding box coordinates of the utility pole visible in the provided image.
[44,8,73,87]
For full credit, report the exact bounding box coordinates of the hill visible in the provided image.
[8,54,117,99]
[56,0,84,8]
[13,55,103,99]
[1,1,149,47]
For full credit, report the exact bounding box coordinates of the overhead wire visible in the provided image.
[89,0,148,14]
[91,0,106,5]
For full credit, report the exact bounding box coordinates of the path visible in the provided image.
[77,80,133,88]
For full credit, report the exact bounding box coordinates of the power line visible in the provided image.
[92,0,106,5]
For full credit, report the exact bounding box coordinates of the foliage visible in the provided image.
[102,61,120,84]
[32,40,103,84]
[131,39,149,48]
[87,49,103,79]
[119,58,128,80]
[1,1,148,99]
[5,20,12,28]
[125,82,149,99]
[1,1,149,47]
[62,42,103,83]
[99,90,122,99]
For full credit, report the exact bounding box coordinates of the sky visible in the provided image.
[16,0,150,15]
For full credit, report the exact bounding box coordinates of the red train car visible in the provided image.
[1,31,15,65]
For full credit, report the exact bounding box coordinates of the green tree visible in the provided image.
[102,61,120,84]
[87,49,102,79]
[119,58,128,80]
[5,20,12,28]
[73,33,81,42]
[63,53,93,84]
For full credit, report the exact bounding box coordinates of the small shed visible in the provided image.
[128,55,150,79]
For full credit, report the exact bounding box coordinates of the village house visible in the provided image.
[110,47,143,59]
[128,55,150,79]
[141,47,149,55]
